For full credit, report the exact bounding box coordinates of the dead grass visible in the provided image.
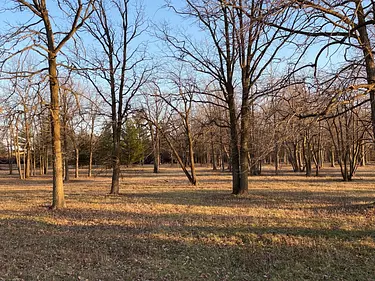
[0,165,375,281]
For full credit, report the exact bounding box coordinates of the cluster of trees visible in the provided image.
[0,0,374,209]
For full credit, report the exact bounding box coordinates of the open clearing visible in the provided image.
[0,165,375,281]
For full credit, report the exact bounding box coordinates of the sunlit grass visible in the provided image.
[0,165,375,280]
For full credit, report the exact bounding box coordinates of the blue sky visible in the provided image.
[0,0,340,82]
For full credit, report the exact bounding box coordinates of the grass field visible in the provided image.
[0,165,374,281]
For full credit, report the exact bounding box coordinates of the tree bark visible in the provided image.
[239,99,250,194]
[153,127,160,173]
[63,104,70,183]
[330,146,335,167]
[163,132,196,185]
[356,2,375,142]
[75,147,79,178]
[6,130,13,175]
[24,114,31,179]
[110,122,121,194]
[13,122,24,180]
[186,126,197,185]
[228,86,241,194]
[210,133,217,171]
[48,55,65,209]
[88,114,95,177]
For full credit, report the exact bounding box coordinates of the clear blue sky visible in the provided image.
[0,0,336,78]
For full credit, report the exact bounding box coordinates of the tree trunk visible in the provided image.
[49,56,65,209]
[330,146,335,167]
[210,133,217,171]
[239,99,250,195]
[357,3,375,144]
[228,87,240,194]
[187,128,197,185]
[303,135,312,176]
[40,154,44,175]
[13,122,24,180]
[88,149,93,177]
[32,148,36,176]
[75,147,79,178]
[63,124,70,183]
[153,126,160,173]
[360,140,366,166]
[110,123,121,194]
[298,143,304,172]
[23,110,31,179]
[163,132,196,185]
[88,114,95,177]
[275,143,279,175]
[6,131,13,175]
[44,147,48,175]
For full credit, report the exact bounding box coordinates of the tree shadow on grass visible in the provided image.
[113,188,375,210]
[1,201,374,244]
[0,211,374,281]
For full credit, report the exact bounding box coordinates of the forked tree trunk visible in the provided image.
[163,132,196,185]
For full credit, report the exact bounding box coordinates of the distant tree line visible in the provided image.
[0,0,374,208]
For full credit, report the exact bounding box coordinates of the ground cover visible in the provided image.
[0,165,374,280]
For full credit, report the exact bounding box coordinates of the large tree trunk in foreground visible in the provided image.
[228,88,241,194]
[239,100,250,195]
[49,55,65,209]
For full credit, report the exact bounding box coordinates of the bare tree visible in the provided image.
[266,0,375,140]
[80,0,150,194]
[84,94,101,178]
[157,69,198,185]
[0,0,95,208]
[162,0,292,194]
[141,87,163,173]
[140,75,198,185]
[326,100,370,181]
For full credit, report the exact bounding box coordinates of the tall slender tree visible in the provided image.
[81,0,150,194]
[1,0,95,208]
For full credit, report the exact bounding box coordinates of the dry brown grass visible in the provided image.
[0,165,375,281]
